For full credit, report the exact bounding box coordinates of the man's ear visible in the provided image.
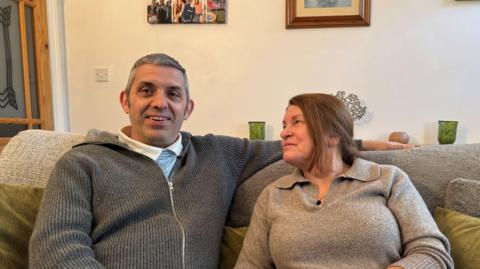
[120,91,129,113]
[183,99,195,120]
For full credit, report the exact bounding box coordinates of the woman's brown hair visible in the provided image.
[288,93,358,170]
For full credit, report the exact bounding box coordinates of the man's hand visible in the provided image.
[361,140,415,151]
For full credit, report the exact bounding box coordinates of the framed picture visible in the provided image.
[147,0,227,24]
[286,0,370,29]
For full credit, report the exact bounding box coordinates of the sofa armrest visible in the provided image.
[0,130,85,188]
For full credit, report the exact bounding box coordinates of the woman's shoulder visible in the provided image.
[349,158,409,182]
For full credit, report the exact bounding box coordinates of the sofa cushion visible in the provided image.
[219,226,248,269]
[0,183,44,269]
[445,177,480,218]
[361,144,480,213]
[0,130,84,188]
[434,207,480,269]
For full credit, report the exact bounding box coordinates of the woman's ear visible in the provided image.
[328,134,341,147]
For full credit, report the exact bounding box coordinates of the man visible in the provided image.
[157,0,168,23]
[165,0,173,23]
[29,53,283,269]
[148,0,160,23]
[29,53,411,269]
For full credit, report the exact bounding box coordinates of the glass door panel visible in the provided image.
[0,0,26,118]
[0,124,26,137]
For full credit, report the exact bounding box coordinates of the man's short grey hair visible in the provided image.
[124,53,190,101]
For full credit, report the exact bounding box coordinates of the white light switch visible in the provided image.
[95,67,110,82]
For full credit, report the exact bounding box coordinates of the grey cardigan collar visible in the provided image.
[75,128,193,159]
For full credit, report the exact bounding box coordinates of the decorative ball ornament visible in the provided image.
[388,131,410,144]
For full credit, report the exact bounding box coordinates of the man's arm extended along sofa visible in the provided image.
[1,130,479,269]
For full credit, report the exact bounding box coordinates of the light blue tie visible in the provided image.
[156,149,176,180]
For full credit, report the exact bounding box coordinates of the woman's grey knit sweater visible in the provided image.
[235,158,453,269]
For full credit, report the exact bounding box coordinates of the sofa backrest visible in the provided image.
[2,130,479,228]
[227,143,480,227]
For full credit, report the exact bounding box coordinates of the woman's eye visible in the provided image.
[292,119,305,126]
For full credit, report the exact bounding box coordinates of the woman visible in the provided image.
[193,0,204,23]
[181,0,195,23]
[235,93,453,269]
[173,0,184,23]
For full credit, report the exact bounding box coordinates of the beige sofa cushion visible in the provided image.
[0,130,84,188]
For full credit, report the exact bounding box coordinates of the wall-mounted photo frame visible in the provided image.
[286,0,370,29]
[147,0,226,24]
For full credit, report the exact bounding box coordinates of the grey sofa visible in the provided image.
[0,130,479,268]
[229,141,480,226]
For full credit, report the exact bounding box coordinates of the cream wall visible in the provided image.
[62,0,480,144]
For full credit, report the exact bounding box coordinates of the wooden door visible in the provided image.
[0,0,52,151]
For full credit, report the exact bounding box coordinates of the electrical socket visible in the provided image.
[95,67,110,82]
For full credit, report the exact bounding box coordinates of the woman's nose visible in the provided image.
[280,128,291,140]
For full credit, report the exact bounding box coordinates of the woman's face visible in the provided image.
[280,105,315,170]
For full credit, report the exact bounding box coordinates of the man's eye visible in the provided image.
[168,91,180,97]
[139,88,152,94]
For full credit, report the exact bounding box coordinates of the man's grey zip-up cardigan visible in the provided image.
[29,130,282,269]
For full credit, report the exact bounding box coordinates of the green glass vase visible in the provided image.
[438,120,458,144]
[248,121,265,140]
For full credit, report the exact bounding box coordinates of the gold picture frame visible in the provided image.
[286,0,370,29]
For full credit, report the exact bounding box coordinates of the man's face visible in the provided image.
[120,64,194,148]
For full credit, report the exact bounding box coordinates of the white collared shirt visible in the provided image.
[118,126,183,179]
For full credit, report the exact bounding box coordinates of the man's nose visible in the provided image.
[151,91,168,108]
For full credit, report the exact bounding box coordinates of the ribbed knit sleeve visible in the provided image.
[387,168,454,269]
[29,151,106,269]
[215,136,282,185]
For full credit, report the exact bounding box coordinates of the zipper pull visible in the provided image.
[168,181,174,192]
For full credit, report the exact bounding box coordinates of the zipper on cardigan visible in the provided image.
[168,181,186,269]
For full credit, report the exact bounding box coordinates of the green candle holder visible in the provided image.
[438,120,458,144]
[248,121,265,140]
